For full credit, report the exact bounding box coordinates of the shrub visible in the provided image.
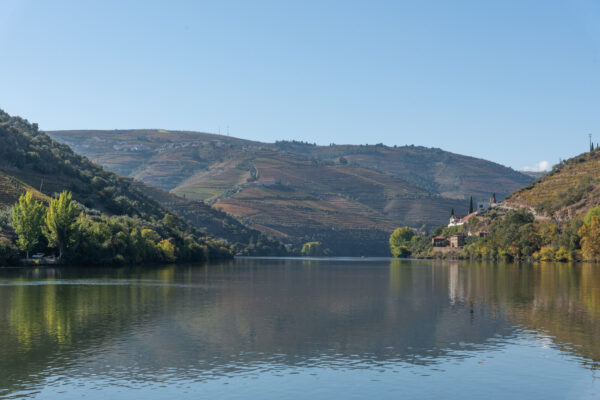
[0,237,19,265]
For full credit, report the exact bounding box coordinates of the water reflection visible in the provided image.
[0,259,599,398]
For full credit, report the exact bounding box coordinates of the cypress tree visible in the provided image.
[469,196,474,214]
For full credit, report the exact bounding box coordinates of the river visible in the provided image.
[0,258,598,399]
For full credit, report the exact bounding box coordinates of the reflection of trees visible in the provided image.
[0,265,182,395]
[0,259,599,397]
[495,263,600,369]
[424,261,600,369]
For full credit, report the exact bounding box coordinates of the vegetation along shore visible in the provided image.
[389,148,600,262]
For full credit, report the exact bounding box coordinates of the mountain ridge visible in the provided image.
[48,129,532,255]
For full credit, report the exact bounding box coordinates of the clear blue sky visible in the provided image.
[1,0,599,171]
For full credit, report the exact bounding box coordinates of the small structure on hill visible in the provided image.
[449,233,466,248]
[477,201,490,213]
[448,211,478,227]
[432,236,447,247]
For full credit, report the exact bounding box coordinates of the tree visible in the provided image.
[301,241,324,256]
[583,206,600,225]
[44,191,79,260]
[469,196,474,214]
[163,213,178,231]
[157,238,177,262]
[579,215,600,261]
[12,192,46,258]
[389,227,415,258]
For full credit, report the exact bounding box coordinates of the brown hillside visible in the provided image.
[48,129,531,255]
[505,151,600,220]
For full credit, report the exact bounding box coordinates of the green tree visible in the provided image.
[301,241,324,256]
[583,206,600,225]
[44,191,79,260]
[163,213,178,231]
[579,215,600,261]
[12,192,46,258]
[389,227,415,258]
[469,196,474,214]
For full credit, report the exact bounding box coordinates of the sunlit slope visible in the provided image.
[133,182,287,254]
[0,171,48,209]
[506,151,600,219]
[207,151,469,241]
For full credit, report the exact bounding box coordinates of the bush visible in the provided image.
[0,237,19,265]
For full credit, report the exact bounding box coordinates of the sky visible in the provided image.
[1,0,599,171]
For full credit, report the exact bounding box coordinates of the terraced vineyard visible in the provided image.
[133,183,288,255]
[506,151,600,219]
[0,171,48,208]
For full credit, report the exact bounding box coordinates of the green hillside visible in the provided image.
[49,129,532,255]
[0,110,235,264]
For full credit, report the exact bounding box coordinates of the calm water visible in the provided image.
[0,258,599,399]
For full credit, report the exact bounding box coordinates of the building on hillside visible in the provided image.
[449,233,466,248]
[477,201,490,214]
[448,214,466,227]
[448,211,478,227]
[475,230,488,238]
[432,236,447,247]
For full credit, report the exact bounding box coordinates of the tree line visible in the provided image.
[389,206,600,262]
[0,191,232,266]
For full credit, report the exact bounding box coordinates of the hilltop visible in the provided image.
[49,129,532,255]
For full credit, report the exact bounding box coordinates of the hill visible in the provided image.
[438,150,600,263]
[131,183,288,255]
[0,110,245,263]
[49,129,532,255]
[0,110,287,257]
[506,151,600,220]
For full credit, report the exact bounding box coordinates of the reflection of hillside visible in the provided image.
[0,259,599,397]
[430,261,600,368]
[495,264,600,368]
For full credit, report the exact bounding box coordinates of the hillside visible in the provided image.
[439,149,600,263]
[506,151,600,220]
[0,110,288,263]
[49,129,532,255]
[131,183,288,255]
[0,110,289,256]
